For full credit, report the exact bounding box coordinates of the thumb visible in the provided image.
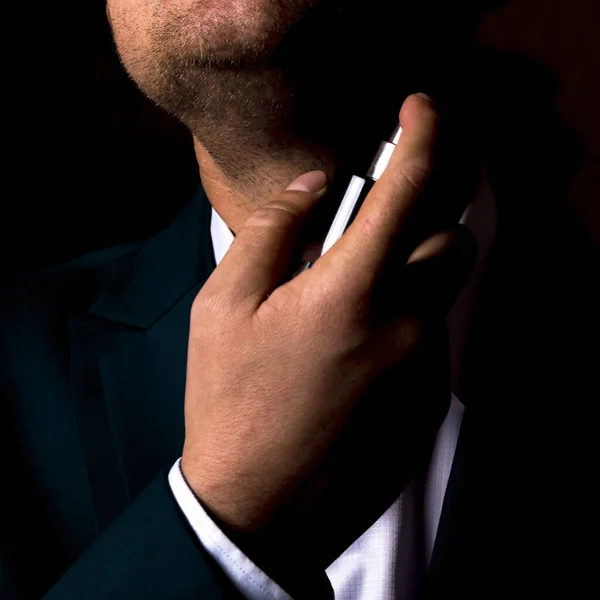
[202,170,328,311]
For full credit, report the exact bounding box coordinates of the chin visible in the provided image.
[113,0,319,68]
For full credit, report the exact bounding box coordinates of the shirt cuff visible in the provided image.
[168,458,293,600]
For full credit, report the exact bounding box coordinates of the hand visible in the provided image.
[181,94,476,579]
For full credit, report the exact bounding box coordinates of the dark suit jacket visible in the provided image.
[0,184,504,599]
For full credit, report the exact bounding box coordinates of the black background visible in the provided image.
[2,0,599,593]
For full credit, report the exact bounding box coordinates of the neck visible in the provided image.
[193,136,355,237]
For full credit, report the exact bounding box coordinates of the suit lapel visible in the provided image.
[96,284,202,496]
[69,314,134,532]
[87,185,216,329]
[69,185,216,528]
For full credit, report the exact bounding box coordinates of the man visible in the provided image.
[2,1,592,599]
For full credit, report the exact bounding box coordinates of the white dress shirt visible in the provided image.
[169,171,497,599]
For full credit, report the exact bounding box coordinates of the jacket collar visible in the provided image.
[87,184,216,330]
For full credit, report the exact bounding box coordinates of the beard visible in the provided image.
[109,0,478,187]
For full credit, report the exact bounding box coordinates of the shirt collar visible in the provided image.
[209,174,497,278]
[210,205,235,266]
[210,175,496,268]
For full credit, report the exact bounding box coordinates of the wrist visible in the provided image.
[179,460,332,599]
[180,452,272,531]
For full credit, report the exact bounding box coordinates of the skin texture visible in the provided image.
[106,0,480,590]
[178,96,477,580]
[107,0,478,232]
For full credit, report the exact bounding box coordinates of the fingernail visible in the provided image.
[415,92,433,102]
[285,170,328,193]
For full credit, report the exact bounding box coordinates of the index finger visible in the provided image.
[313,94,439,296]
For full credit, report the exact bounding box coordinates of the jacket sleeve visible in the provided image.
[168,460,295,600]
[43,470,247,600]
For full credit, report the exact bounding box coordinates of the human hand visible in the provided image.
[181,93,476,577]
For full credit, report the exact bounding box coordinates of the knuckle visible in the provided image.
[312,289,367,339]
[259,285,299,319]
[383,318,422,362]
[399,164,431,193]
[242,200,300,231]
[400,317,422,350]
